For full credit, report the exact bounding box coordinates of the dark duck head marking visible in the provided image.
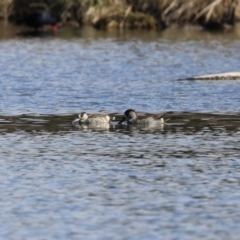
[118,109,167,125]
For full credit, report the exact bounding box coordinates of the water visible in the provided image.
[0,24,240,239]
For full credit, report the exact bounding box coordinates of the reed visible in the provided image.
[127,0,239,29]
[1,0,239,30]
[83,0,158,29]
[0,0,13,23]
[80,0,239,29]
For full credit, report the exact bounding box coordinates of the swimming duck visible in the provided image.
[72,112,114,125]
[118,109,167,125]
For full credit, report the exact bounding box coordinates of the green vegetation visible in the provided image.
[0,0,239,30]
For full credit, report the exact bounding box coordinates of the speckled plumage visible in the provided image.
[72,112,113,125]
[118,109,166,125]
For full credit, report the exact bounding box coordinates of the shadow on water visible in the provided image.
[17,29,57,38]
[1,22,240,41]
[0,112,239,133]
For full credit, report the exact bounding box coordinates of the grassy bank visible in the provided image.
[0,0,240,30]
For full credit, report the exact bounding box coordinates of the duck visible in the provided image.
[72,112,114,125]
[118,109,167,125]
[24,4,58,33]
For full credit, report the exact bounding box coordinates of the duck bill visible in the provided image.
[118,117,126,125]
[72,118,80,125]
[164,118,170,123]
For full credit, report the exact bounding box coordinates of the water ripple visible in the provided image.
[0,28,240,239]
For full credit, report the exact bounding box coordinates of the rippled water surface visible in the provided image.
[0,25,240,239]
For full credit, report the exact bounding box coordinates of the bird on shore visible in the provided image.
[118,109,167,125]
[72,112,115,125]
[25,12,58,32]
[23,4,58,33]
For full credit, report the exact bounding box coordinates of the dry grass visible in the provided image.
[82,0,239,29]
[83,0,158,29]
[0,0,239,30]
[0,0,13,23]
[128,0,239,28]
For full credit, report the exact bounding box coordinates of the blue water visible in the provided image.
[0,28,240,115]
[0,26,240,240]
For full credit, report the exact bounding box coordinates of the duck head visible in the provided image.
[118,109,137,124]
[78,112,89,122]
[72,112,89,124]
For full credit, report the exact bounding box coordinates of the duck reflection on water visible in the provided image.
[75,122,111,130]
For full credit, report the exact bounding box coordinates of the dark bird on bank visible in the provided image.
[25,12,58,32]
[23,3,58,33]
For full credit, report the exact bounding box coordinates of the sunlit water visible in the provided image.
[0,24,240,239]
